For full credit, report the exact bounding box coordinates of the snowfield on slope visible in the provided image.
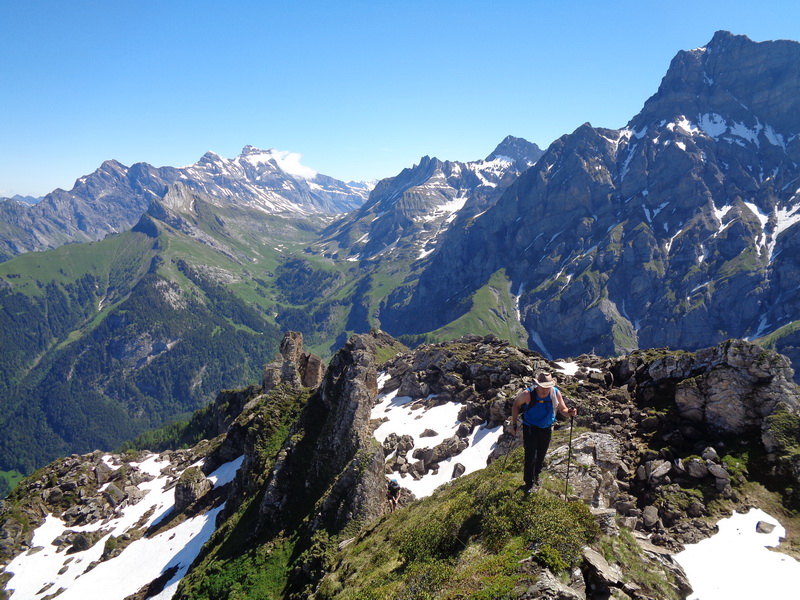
[370,360,582,499]
[675,508,800,600]
[6,455,243,600]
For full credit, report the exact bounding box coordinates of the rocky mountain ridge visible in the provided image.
[1,331,798,599]
[317,136,542,262]
[0,147,372,261]
[382,31,800,372]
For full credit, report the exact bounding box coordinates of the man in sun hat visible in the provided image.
[511,371,577,493]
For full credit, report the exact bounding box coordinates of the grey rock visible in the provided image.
[451,463,466,479]
[528,567,585,600]
[707,462,730,480]
[756,521,776,534]
[685,458,709,478]
[547,433,623,509]
[174,467,212,513]
[642,505,660,529]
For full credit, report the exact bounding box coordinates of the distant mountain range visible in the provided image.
[0,146,373,261]
[0,195,41,206]
[0,30,799,481]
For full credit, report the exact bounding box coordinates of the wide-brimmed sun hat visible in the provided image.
[536,372,556,388]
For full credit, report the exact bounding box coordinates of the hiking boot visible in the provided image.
[525,479,541,495]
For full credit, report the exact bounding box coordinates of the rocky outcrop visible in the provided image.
[541,340,800,549]
[174,467,213,513]
[0,449,203,569]
[547,433,624,510]
[257,331,396,538]
[263,331,326,393]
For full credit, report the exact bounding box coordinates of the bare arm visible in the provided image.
[556,389,577,418]
[510,389,529,434]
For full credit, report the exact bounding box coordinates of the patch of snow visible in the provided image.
[774,204,800,237]
[665,227,684,254]
[240,149,317,179]
[6,454,244,600]
[619,142,637,182]
[746,316,770,341]
[675,508,800,600]
[417,247,435,260]
[528,330,552,359]
[765,125,786,149]
[554,361,579,376]
[698,243,707,263]
[712,202,733,227]
[418,195,468,223]
[728,120,761,146]
[670,117,699,135]
[767,203,800,262]
[208,455,244,487]
[743,202,769,230]
[699,113,727,138]
[371,388,503,499]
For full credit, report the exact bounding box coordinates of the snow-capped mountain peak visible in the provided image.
[237,146,318,180]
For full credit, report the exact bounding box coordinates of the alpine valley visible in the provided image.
[2,30,800,599]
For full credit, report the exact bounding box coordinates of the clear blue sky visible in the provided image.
[1,0,799,197]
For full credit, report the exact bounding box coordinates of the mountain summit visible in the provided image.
[320,138,542,263]
[485,134,543,168]
[383,31,800,370]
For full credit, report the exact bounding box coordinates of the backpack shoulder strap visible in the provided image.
[549,387,559,419]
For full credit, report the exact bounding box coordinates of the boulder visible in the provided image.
[684,458,709,479]
[642,505,660,529]
[756,521,776,534]
[706,462,730,480]
[174,467,212,513]
[528,567,585,600]
[547,433,623,509]
[103,483,126,508]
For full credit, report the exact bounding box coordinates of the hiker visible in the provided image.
[387,478,401,513]
[511,371,577,493]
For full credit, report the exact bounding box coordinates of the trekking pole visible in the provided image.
[564,414,574,501]
[500,433,519,474]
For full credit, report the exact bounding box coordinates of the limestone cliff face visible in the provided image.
[321,136,542,263]
[382,32,800,375]
[0,160,177,259]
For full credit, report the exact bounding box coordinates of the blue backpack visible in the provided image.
[521,386,559,428]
